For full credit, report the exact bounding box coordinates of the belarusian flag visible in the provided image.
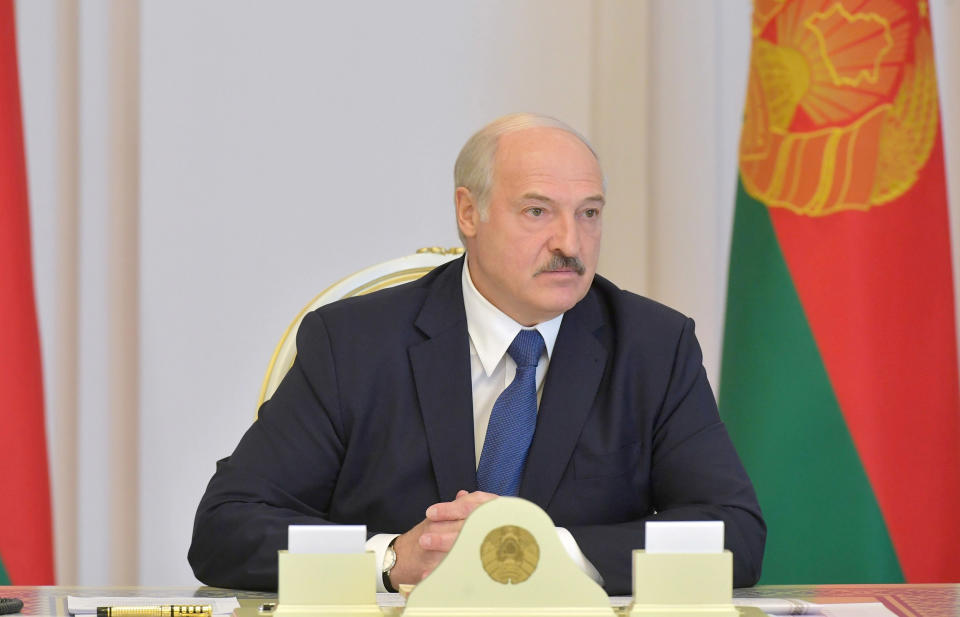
[0,0,55,584]
[720,0,960,583]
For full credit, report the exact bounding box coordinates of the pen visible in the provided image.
[96,606,212,617]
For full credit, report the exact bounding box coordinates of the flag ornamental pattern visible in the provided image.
[721,0,960,584]
[0,0,55,584]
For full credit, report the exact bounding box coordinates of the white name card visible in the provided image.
[645,521,724,554]
[288,524,367,554]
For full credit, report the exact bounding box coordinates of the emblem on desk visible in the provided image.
[480,524,539,584]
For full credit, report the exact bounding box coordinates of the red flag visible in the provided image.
[722,0,960,582]
[0,0,55,584]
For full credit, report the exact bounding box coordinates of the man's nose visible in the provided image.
[548,212,579,256]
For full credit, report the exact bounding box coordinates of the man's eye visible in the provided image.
[583,208,599,218]
[526,207,544,217]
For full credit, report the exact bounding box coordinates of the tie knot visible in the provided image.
[508,329,545,369]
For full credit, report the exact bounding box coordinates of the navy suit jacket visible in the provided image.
[189,257,765,594]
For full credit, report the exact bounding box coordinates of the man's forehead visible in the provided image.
[494,127,604,186]
[496,126,595,158]
[520,191,605,206]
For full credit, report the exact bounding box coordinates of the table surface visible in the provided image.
[2,584,958,617]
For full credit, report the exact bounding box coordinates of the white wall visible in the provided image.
[139,0,596,585]
[16,0,960,586]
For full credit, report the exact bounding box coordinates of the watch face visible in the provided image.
[383,546,397,572]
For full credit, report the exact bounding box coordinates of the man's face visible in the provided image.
[457,127,605,326]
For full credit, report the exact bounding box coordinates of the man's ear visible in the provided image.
[455,187,480,239]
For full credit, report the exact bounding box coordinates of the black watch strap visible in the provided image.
[382,536,398,593]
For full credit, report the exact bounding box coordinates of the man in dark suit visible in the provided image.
[188,113,765,595]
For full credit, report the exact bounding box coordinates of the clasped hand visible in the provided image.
[389,489,498,586]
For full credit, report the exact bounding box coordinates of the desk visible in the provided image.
[3,585,958,617]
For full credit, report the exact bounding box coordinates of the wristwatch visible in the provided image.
[382,536,399,593]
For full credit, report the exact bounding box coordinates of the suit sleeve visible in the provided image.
[188,312,347,590]
[566,318,766,595]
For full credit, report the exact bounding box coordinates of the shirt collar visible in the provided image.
[462,257,563,377]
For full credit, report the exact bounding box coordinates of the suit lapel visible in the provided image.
[520,289,607,509]
[409,258,478,500]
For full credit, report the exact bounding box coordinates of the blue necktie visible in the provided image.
[476,329,545,496]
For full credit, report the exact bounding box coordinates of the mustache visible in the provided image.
[537,254,586,275]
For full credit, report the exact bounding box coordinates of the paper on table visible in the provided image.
[733,598,818,614]
[67,597,240,616]
[816,604,898,617]
[732,598,898,617]
[376,593,406,608]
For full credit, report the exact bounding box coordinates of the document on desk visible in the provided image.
[732,598,898,617]
[67,597,240,616]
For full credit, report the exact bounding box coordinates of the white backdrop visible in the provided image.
[15,0,960,586]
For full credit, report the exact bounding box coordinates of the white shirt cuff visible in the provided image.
[365,533,400,592]
[555,526,604,586]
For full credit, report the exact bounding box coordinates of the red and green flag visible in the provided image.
[720,0,960,583]
[0,0,55,584]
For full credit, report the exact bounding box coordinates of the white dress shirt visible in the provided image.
[462,257,562,466]
[366,258,603,590]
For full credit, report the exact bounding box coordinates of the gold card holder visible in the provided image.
[273,551,381,617]
[628,550,738,617]
[402,496,615,617]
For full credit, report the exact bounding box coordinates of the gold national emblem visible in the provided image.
[740,0,937,216]
[480,525,540,584]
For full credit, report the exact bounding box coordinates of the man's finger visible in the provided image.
[418,519,464,551]
[426,491,498,521]
[418,530,461,552]
[425,500,460,521]
[448,490,499,517]
[423,519,464,535]
[463,490,499,503]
